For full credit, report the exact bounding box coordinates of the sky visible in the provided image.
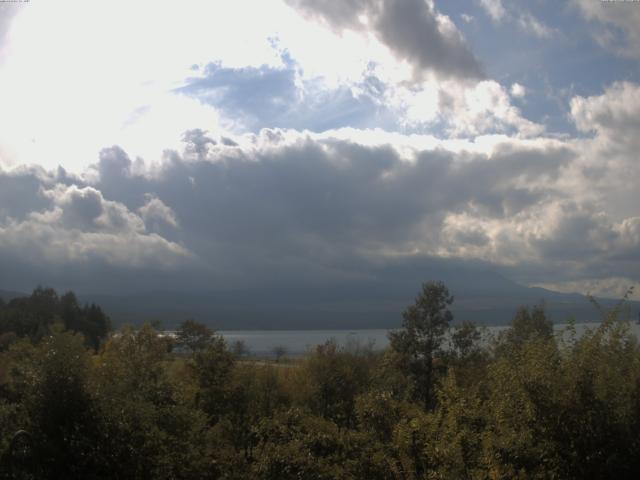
[0,0,639,299]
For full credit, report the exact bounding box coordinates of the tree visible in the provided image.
[232,339,249,358]
[251,409,389,480]
[0,287,110,348]
[296,340,374,427]
[92,323,209,478]
[389,281,453,409]
[192,336,236,423]
[499,305,553,351]
[272,345,287,363]
[60,292,110,350]
[175,319,214,353]
[82,303,111,350]
[450,320,482,360]
[29,327,102,477]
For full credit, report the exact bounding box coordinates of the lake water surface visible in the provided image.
[219,322,640,357]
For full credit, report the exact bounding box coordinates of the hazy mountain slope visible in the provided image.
[81,273,639,329]
[0,289,27,302]
[5,271,635,329]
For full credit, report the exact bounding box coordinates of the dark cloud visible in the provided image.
[58,187,104,230]
[0,167,191,294]
[221,137,239,147]
[182,129,217,160]
[0,167,54,221]
[84,132,580,289]
[286,0,483,80]
[0,127,637,298]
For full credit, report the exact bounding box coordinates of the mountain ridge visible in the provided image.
[3,276,637,330]
[81,283,639,330]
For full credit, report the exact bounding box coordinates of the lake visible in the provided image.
[219,322,640,357]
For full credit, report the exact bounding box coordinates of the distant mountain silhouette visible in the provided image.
[80,272,639,330]
[4,271,636,330]
[0,289,27,302]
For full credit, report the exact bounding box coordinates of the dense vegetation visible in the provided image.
[1,282,639,479]
[0,287,110,351]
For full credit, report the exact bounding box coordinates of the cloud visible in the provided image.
[477,0,553,38]
[285,0,483,80]
[510,83,526,99]
[88,124,640,293]
[569,82,640,219]
[571,81,640,143]
[477,0,506,22]
[179,58,539,139]
[85,131,587,284]
[182,129,218,160]
[460,13,475,24]
[533,277,637,299]
[138,194,179,231]
[0,166,57,222]
[0,0,636,308]
[435,80,542,137]
[1,75,640,297]
[46,185,147,234]
[0,175,192,291]
[517,12,554,39]
[0,0,287,172]
[0,0,547,176]
[573,0,640,57]
[0,2,24,58]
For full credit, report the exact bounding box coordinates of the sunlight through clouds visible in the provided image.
[0,0,638,299]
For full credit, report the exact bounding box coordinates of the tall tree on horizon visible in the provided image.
[389,280,454,409]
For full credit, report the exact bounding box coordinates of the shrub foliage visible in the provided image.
[1,282,640,479]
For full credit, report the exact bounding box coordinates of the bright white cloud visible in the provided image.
[510,83,527,98]
[571,81,640,140]
[0,0,548,173]
[0,0,484,173]
[533,277,637,300]
[477,0,506,22]
[0,0,307,172]
[569,81,640,220]
[439,80,543,137]
[376,79,541,137]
